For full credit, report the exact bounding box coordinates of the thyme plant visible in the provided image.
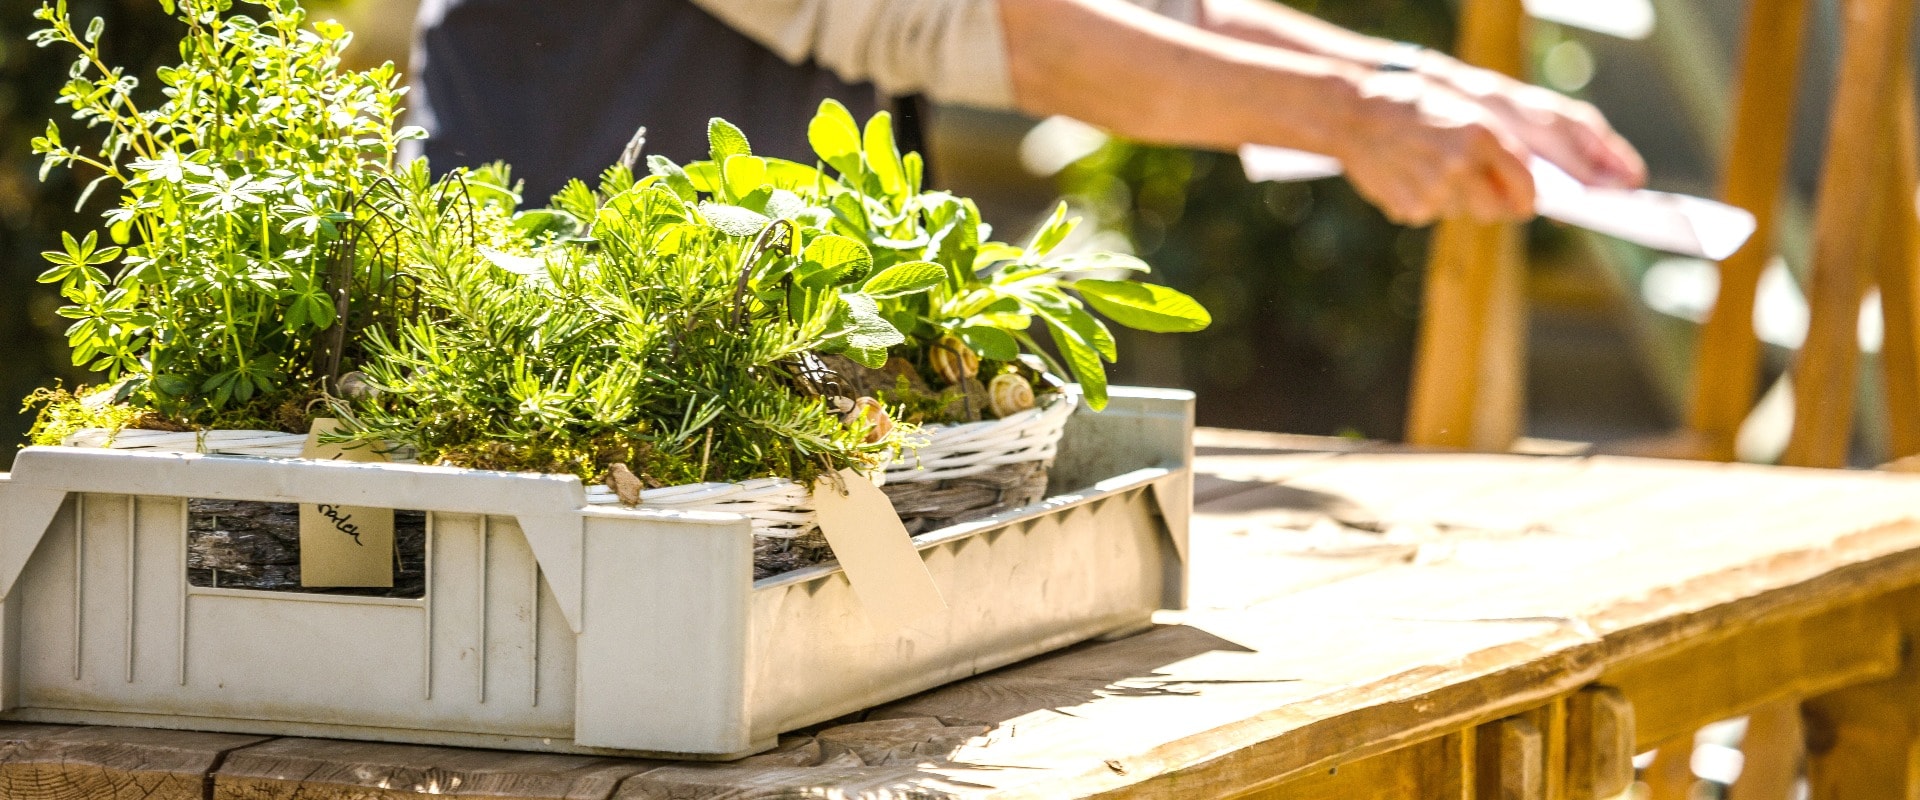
[30,0,420,427]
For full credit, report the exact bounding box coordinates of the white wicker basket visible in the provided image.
[882,389,1076,482]
[61,390,1078,539]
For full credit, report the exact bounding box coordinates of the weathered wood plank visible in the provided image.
[0,723,267,800]
[614,764,983,800]
[854,614,1591,799]
[1239,731,1471,800]
[212,737,655,800]
[1249,459,1920,661]
[1603,599,1900,749]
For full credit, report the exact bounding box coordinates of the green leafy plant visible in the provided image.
[24,0,1209,493]
[339,133,909,486]
[30,0,421,427]
[704,99,1214,411]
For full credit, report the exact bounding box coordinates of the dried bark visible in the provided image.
[186,499,426,598]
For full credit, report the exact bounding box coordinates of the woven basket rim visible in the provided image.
[60,388,1076,538]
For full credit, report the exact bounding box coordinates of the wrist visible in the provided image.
[1415,55,1501,101]
[1325,67,1417,159]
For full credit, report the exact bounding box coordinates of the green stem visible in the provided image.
[63,26,160,160]
[218,214,248,372]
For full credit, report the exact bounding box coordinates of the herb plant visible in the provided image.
[25,0,1209,493]
[684,100,1214,411]
[339,127,913,486]
[30,0,420,428]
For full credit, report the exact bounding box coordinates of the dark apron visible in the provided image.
[411,0,919,203]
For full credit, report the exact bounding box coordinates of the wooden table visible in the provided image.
[12,429,1920,799]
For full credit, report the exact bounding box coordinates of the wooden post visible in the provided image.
[1781,0,1918,467]
[1685,0,1813,461]
[1872,69,1920,459]
[1641,737,1697,800]
[1797,67,1920,799]
[1520,699,1571,800]
[1726,700,1805,800]
[1477,717,1545,800]
[1566,687,1635,800]
[1803,590,1920,799]
[1406,0,1528,450]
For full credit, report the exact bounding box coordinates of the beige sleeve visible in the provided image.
[686,0,1199,111]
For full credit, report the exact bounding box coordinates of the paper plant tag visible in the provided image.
[813,469,946,630]
[298,419,394,588]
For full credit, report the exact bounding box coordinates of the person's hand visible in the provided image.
[1336,72,1537,226]
[1432,62,1647,190]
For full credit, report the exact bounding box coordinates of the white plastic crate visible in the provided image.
[0,387,1192,758]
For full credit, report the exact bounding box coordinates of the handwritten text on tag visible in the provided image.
[298,419,395,588]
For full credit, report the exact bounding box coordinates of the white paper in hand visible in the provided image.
[1238,144,1757,261]
[813,469,946,630]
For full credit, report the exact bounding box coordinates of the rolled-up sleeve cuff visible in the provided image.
[689,0,1192,112]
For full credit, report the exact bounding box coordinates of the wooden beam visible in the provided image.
[0,723,268,800]
[1239,731,1472,800]
[1805,682,1919,800]
[1641,735,1697,800]
[1477,717,1545,800]
[1407,199,1527,451]
[1519,699,1570,800]
[1406,0,1528,451]
[1872,68,1920,459]
[1782,0,1919,467]
[212,737,655,800]
[1686,0,1813,461]
[1725,699,1805,800]
[1602,599,1901,750]
[1803,588,1920,799]
[1566,688,1634,800]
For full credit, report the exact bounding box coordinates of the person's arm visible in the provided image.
[999,0,1536,224]
[1190,0,1647,189]
[693,0,1541,223]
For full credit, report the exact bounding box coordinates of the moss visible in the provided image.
[23,386,183,447]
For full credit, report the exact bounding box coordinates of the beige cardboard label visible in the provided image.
[813,469,946,630]
[298,419,394,588]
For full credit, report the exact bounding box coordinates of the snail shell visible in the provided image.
[988,373,1036,418]
[928,335,980,385]
[335,371,378,400]
[842,397,894,443]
